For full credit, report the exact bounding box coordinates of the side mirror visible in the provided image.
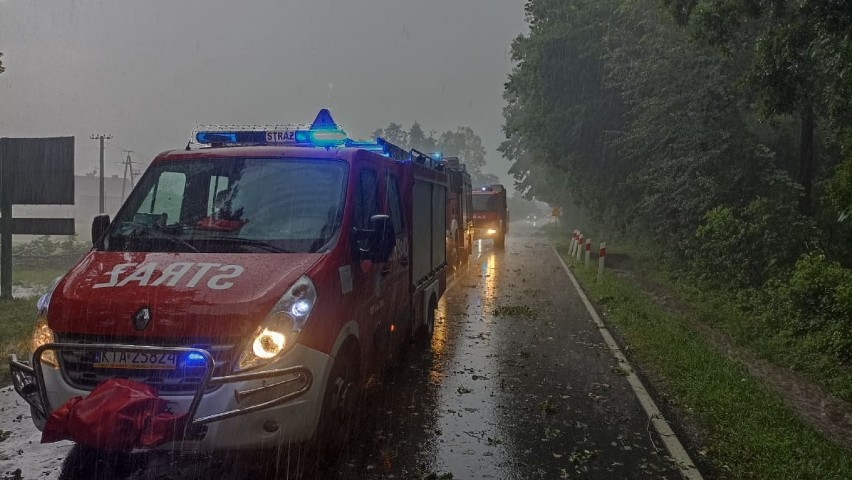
[354,215,395,262]
[91,214,111,248]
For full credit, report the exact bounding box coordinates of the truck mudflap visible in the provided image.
[8,343,313,440]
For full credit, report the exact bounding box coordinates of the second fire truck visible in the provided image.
[472,184,509,248]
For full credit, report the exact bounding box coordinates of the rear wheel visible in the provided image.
[416,297,437,345]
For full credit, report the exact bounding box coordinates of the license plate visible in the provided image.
[93,351,177,370]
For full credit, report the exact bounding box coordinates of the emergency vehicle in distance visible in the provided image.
[472,184,509,248]
[441,156,473,267]
[9,109,450,451]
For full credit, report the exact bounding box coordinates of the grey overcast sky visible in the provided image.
[0,0,527,183]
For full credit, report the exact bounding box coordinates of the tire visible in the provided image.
[416,297,437,345]
[315,342,360,454]
[494,231,505,249]
[60,444,134,479]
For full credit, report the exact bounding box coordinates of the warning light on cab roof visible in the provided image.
[194,109,349,148]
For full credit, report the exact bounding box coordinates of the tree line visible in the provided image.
[502,0,852,370]
[372,122,499,186]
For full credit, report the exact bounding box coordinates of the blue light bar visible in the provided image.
[196,132,238,144]
[194,109,349,148]
[308,129,347,146]
[345,139,386,152]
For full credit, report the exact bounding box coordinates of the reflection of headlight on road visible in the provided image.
[487,229,497,235]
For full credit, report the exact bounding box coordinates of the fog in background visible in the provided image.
[1,0,527,183]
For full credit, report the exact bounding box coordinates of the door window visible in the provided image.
[385,172,404,235]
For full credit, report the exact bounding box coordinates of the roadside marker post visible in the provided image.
[585,239,591,268]
[570,230,577,256]
[597,242,606,282]
[576,233,584,261]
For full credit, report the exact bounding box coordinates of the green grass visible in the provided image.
[0,298,37,386]
[11,267,67,286]
[672,277,852,403]
[553,222,852,403]
[547,227,852,479]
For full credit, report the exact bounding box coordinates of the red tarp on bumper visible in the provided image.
[41,379,187,451]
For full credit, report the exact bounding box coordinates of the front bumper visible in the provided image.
[9,342,331,450]
[473,226,501,238]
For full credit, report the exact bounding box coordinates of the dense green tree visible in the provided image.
[438,127,487,177]
[407,122,439,153]
[373,122,494,186]
[661,0,852,213]
[501,0,850,272]
[372,122,408,148]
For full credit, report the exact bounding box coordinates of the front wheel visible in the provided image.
[315,343,360,453]
[494,231,505,249]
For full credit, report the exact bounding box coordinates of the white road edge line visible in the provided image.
[552,245,703,480]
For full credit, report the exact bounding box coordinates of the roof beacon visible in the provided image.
[194,109,348,148]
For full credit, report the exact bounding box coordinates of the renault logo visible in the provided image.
[133,307,152,331]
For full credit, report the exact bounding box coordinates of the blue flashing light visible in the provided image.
[345,139,385,152]
[196,132,238,144]
[195,109,349,148]
[306,109,346,147]
[308,129,347,147]
[310,108,338,130]
[431,152,443,161]
[186,352,206,365]
[294,130,310,144]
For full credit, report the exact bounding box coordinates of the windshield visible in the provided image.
[103,158,348,254]
[472,194,500,212]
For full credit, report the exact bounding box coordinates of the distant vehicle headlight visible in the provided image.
[237,275,317,371]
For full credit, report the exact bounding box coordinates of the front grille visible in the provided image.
[55,333,241,395]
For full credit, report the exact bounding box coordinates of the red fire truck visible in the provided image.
[472,184,509,248]
[9,109,448,451]
[441,156,473,267]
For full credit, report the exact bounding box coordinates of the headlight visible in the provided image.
[487,229,497,235]
[31,318,58,368]
[31,277,62,368]
[237,275,317,371]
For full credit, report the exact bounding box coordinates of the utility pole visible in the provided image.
[90,134,112,213]
[119,150,140,201]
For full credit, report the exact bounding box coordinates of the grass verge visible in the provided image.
[0,298,36,386]
[546,226,852,479]
[11,267,67,287]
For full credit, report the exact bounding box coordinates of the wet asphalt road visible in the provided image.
[1,223,682,479]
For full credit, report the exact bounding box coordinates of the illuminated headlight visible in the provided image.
[31,318,58,368]
[31,277,62,368]
[237,275,317,371]
[487,229,497,235]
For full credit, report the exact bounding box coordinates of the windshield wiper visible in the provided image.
[118,221,200,253]
[200,236,293,253]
